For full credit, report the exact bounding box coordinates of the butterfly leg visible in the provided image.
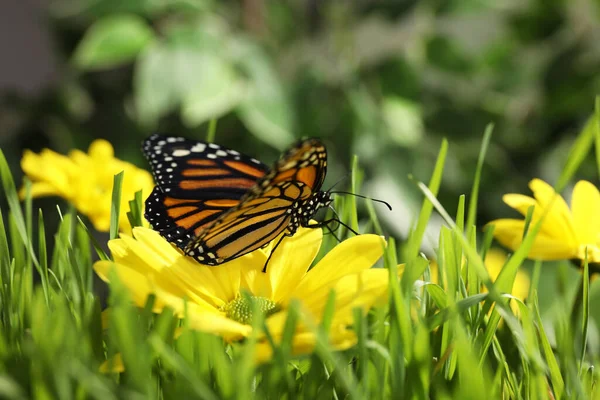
[307,218,359,236]
[323,223,343,243]
[262,233,290,273]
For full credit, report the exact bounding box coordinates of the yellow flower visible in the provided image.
[427,248,530,314]
[21,139,154,233]
[93,226,389,362]
[481,248,530,314]
[488,178,600,263]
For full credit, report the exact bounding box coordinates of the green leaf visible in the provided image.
[149,334,219,400]
[556,114,596,192]
[533,292,565,398]
[181,54,245,126]
[422,282,448,309]
[110,172,124,240]
[579,255,589,376]
[126,190,144,229]
[382,96,424,147]
[235,41,295,150]
[135,39,243,128]
[595,96,600,179]
[466,124,493,238]
[73,14,154,70]
[405,139,448,261]
[134,42,181,126]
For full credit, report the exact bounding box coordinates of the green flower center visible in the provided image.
[222,295,280,325]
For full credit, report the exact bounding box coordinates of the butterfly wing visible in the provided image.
[184,138,328,265]
[142,134,269,247]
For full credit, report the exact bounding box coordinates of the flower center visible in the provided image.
[221,295,279,325]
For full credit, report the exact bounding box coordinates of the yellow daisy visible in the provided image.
[93,226,389,362]
[488,178,600,263]
[21,139,154,233]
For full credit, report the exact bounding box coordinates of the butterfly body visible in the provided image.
[143,134,331,266]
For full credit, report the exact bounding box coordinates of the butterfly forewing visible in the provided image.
[142,134,269,247]
[184,139,328,265]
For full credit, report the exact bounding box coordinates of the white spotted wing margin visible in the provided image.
[141,134,269,249]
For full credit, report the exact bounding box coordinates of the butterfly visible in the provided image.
[142,134,333,267]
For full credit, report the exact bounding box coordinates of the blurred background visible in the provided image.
[1,0,600,320]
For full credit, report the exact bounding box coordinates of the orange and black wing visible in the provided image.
[142,134,269,247]
[184,138,328,265]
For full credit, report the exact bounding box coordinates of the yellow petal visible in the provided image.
[88,139,115,160]
[89,213,111,232]
[100,353,124,373]
[490,219,576,260]
[186,309,252,341]
[23,182,62,198]
[265,269,388,339]
[20,150,74,198]
[529,179,577,245]
[254,327,357,363]
[304,269,389,325]
[268,227,322,302]
[127,228,241,306]
[484,248,508,280]
[571,180,600,244]
[130,228,183,266]
[502,194,536,217]
[101,308,111,330]
[512,270,530,302]
[93,260,157,307]
[290,234,385,301]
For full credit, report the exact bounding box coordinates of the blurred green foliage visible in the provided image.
[2,0,600,241]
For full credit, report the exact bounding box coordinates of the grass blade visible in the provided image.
[406,139,448,261]
[466,124,493,238]
[110,171,124,240]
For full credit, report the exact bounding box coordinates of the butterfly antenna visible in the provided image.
[329,191,392,211]
[326,172,352,192]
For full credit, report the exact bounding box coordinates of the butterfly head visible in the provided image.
[293,191,332,227]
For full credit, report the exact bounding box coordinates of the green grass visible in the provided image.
[1,114,600,399]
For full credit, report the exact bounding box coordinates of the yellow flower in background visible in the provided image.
[488,178,600,264]
[94,226,388,362]
[21,139,154,233]
[427,248,530,314]
[482,248,530,314]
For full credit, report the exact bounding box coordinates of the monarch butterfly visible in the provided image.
[142,134,333,267]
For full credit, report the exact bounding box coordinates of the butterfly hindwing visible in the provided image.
[142,134,269,247]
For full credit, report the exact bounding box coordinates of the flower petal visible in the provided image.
[571,180,600,245]
[254,327,357,363]
[88,139,115,159]
[528,179,577,245]
[265,268,388,339]
[289,234,385,301]
[502,194,536,217]
[24,182,62,198]
[100,354,125,374]
[304,269,389,325]
[20,141,154,234]
[490,219,577,260]
[483,248,507,280]
[268,227,322,302]
[94,260,159,308]
[20,149,74,199]
[186,306,252,341]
